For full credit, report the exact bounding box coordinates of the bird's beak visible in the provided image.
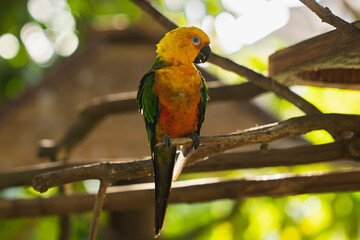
[194,44,211,64]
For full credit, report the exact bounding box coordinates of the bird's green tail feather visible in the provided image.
[153,146,176,238]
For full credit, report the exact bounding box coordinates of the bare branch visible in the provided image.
[156,114,359,148]
[1,140,352,190]
[32,114,360,193]
[32,159,153,193]
[182,114,358,166]
[88,181,110,240]
[208,55,323,116]
[5,168,360,218]
[131,0,177,30]
[184,141,351,172]
[299,0,360,40]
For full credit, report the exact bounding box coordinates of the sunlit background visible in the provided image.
[1,0,360,239]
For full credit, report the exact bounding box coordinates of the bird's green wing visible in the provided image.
[197,72,209,134]
[137,58,176,236]
[137,58,165,148]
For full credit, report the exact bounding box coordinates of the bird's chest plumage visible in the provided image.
[153,65,202,139]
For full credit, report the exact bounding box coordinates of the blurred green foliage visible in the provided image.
[0,0,140,105]
[1,0,360,239]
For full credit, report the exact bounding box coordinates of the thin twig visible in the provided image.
[7,168,360,218]
[59,215,71,240]
[299,0,360,40]
[88,181,110,240]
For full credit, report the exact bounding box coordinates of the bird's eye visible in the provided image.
[191,36,201,46]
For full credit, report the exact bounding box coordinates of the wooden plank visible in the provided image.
[269,20,360,89]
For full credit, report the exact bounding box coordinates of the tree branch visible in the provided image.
[32,114,360,193]
[32,159,153,193]
[88,180,110,240]
[131,0,177,30]
[208,55,323,116]
[5,168,360,218]
[157,113,359,148]
[0,140,353,190]
[184,141,351,172]
[299,0,360,40]
[181,113,358,166]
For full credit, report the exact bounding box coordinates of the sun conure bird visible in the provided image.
[137,26,211,238]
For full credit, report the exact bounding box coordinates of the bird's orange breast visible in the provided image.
[153,65,202,140]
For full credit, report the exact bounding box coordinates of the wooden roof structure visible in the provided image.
[269,20,360,89]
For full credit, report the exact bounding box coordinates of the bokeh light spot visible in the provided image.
[55,31,79,57]
[184,0,206,23]
[27,0,53,23]
[0,33,20,59]
[164,0,186,12]
[21,22,55,64]
[49,9,76,33]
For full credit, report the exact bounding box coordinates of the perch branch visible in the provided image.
[0,140,352,190]
[32,114,360,193]
[156,113,360,148]
[181,113,358,166]
[299,0,360,40]
[0,161,94,189]
[6,168,360,218]
[33,159,153,193]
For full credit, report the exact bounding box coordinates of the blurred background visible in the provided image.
[0,0,360,239]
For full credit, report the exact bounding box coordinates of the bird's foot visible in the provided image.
[187,132,200,150]
[159,135,172,152]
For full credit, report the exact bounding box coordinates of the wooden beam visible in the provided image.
[2,168,360,218]
[269,21,360,89]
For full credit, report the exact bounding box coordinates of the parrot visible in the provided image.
[137,26,211,238]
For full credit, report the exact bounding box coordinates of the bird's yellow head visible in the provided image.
[156,26,211,65]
